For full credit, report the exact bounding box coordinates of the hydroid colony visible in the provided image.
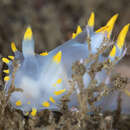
[2,12,129,116]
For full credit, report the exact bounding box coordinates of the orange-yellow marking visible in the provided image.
[3,69,9,74]
[109,45,116,57]
[4,76,10,81]
[49,97,55,103]
[8,55,14,60]
[40,52,48,56]
[16,100,22,106]
[88,12,95,27]
[2,58,10,64]
[72,26,82,39]
[96,14,119,38]
[54,89,66,96]
[42,101,50,107]
[53,51,62,64]
[11,42,17,52]
[31,108,37,116]
[24,27,32,40]
[117,24,129,49]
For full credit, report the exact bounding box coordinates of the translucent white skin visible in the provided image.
[5,27,127,113]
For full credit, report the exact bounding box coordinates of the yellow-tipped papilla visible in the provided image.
[3,69,9,74]
[2,58,10,64]
[42,101,50,107]
[96,14,119,38]
[88,12,95,27]
[54,89,66,96]
[11,42,17,52]
[109,45,116,57]
[53,51,62,64]
[31,108,37,116]
[8,55,14,60]
[105,14,119,38]
[72,25,82,38]
[16,100,22,106]
[72,33,76,39]
[117,24,129,49]
[40,52,48,56]
[53,78,62,87]
[56,78,62,84]
[4,76,10,81]
[49,97,55,103]
[24,26,33,40]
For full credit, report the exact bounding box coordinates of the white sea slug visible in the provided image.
[2,12,129,116]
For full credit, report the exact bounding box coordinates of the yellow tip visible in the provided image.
[42,101,50,107]
[3,69,10,74]
[53,51,62,64]
[117,24,129,49]
[54,89,66,96]
[76,26,82,34]
[106,14,119,38]
[49,97,55,103]
[56,78,62,84]
[88,12,95,27]
[2,58,10,64]
[72,26,82,39]
[4,76,10,81]
[8,56,14,60]
[109,45,116,57]
[24,27,32,40]
[96,14,119,38]
[16,100,22,106]
[72,33,76,39]
[31,108,37,116]
[40,52,48,56]
[11,42,17,52]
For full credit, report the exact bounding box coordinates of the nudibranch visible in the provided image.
[2,12,129,116]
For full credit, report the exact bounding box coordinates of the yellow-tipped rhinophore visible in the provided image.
[4,76,10,81]
[53,51,62,64]
[96,14,119,38]
[2,58,10,64]
[42,101,50,107]
[117,24,129,49]
[3,69,9,74]
[109,45,116,57]
[8,56,14,60]
[16,100,22,106]
[24,27,32,40]
[31,108,37,116]
[40,52,48,56]
[54,89,66,96]
[72,26,82,38]
[11,42,17,52]
[88,12,95,27]
[49,97,55,103]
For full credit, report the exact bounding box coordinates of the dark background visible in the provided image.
[0,0,129,55]
[0,0,130,79]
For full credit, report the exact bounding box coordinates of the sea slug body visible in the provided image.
[2,12,129,116]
